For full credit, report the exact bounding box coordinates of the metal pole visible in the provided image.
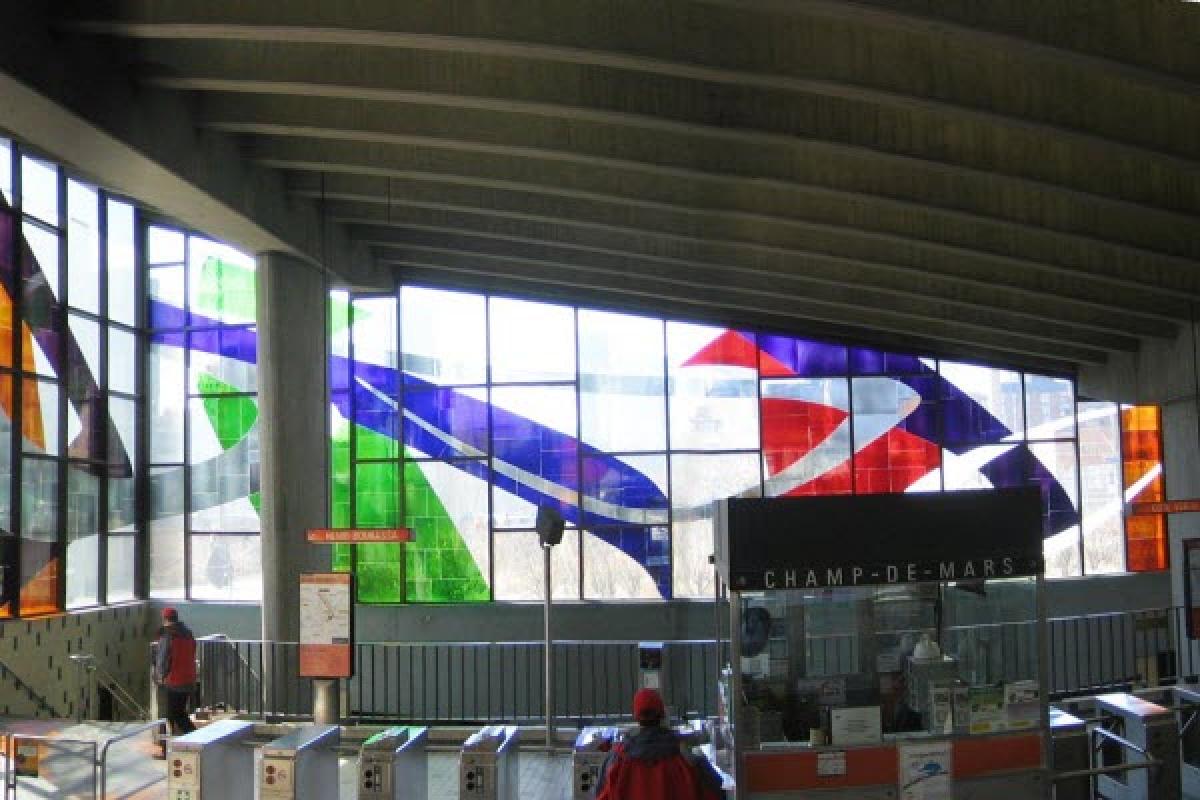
[313,679,339,725]
[544,543,555,750]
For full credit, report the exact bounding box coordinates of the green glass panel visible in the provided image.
[354,461,400,528]
[196,255,256,322]
[402,459,489,603]
[199,374,258,449]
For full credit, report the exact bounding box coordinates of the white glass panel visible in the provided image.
[68,313,101,390]
[667,322,759,450]
[106,536,136,602]
[489,296,575,382]
[23,380,60,456]
[66,466,100,608]
[583,530,666,600]
[187,237,256,324]
[400,286,486,385]
[23,221,61,301]
[148,265,185,326]
[66,179,100,313]
[109,326,137,394]
[20,154,58,225]
[190,534,262,601]
[578,309,666,452]
[493,530,580,601]
[671,452,761,598]
[1026,374,1076,440]
[0,138,11,204]
[1031,440,1081,578]
[149,466,185,597]
[147,225,185,265]
[940,361,1024,442]
[149,343,185,462]
[109,395,137,470]
[107,200,137,326]
[1079,402,1125,574]
[351,296,398,368]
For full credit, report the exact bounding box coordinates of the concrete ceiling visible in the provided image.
[4,1,1200,374]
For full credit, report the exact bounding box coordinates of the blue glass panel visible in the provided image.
[849,347,930,375]
[581,454,668,526]
[404,387,490,458]
[759,334,846,377]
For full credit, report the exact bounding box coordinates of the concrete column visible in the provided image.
[257,251,330,644]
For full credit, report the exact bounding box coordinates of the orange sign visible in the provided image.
[299,573,354,679]
[306,528,413,543]
[1132,500,1200,515]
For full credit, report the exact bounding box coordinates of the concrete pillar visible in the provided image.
[257,252,330,644]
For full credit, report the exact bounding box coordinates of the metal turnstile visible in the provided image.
[1094,692,1181,799]
[459,725,520,800]
[166,719,257,800]
[572,727,619,800]
[1148,684,1200,798]
[357,726,428,800]
[1049,707,1088,800]
[259,724,341,800]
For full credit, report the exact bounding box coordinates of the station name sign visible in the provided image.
[748,555,1042,591]
[306,528,413,544]
[716,488,1045,590]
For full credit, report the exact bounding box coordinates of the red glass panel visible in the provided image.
[854,428,940,494]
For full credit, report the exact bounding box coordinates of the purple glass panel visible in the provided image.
[758,334,846,377]
[941,384,1016,448]
[892,375,941,443]
[403,388,490,458]
[850,347,930,375]
[491,404,578,519]
[977,444,1080,537]
[188,327,258,369]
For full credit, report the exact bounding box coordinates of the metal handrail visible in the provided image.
[70,653,150,720]
[199,634,262,685]
[97,718,167,799]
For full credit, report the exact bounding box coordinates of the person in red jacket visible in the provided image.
[595,688,726,800]
[153,607,197,735]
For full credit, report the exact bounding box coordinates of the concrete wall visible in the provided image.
[0,603,156,718]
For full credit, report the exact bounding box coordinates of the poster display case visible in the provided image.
[711,488,1050,799]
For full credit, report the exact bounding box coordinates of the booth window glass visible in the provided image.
[328,286,1165,603]
[0,139,142,616]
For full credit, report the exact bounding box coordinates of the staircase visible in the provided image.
[70,653,150,721]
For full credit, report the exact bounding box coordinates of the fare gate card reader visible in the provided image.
[572,727,619,800]
[358,726,428,800]
[1049,708,1088,800]
[166,718,257,800]
[259,724,341,800]
[459,725,520,800]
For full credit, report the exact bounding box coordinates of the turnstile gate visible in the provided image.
[572,727,619,800]
[459,725,520,800]
[1094,692,1181,799]
[358,726,428,800]
[1049,707,1088,800]
[259,725,341,800]
[166,719,256,800]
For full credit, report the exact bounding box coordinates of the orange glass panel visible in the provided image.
[18,553,59,615]
[1122,406,1167,572]
[0,282,12,369]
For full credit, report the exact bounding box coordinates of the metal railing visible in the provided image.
[194,605,1196,723]
[70,654,150,721]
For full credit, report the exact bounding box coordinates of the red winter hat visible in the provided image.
[633,688,666,722]
[161,607,178,622]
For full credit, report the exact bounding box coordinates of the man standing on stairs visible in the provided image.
[153,607,197,735]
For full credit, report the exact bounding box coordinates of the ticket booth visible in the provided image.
[166,718,257,800]
[713,488,1050,799]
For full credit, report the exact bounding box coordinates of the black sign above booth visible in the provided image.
[715,488,1044,591]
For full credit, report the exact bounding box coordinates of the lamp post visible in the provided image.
[536,506,565,751]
